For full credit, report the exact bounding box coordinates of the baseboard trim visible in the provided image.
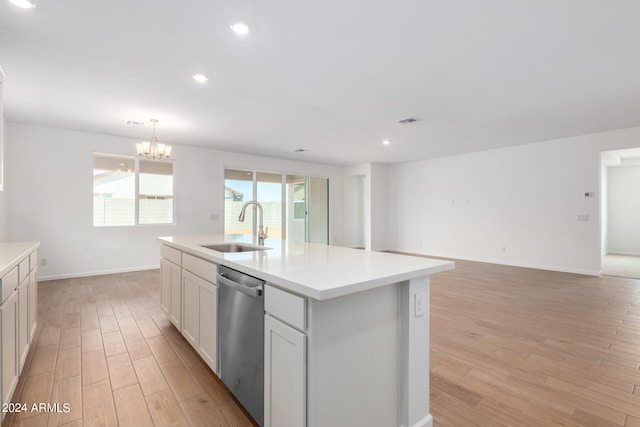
[39,265,160,281]
[402,414,433,427]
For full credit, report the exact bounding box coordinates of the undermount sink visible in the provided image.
[199,243,270,253]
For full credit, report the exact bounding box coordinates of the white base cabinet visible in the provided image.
[181,262,217,373]
[160,258,182,329]
[28,268,37,342]
[1,290,17,407]
[159,244,218,375]
[0,242,38,416]
[265,282,402,427]
[17,279,29,368]
[264,314,306,427]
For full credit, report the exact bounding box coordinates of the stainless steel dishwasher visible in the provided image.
[217,265,265,426]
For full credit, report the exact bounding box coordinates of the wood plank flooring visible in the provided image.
[3,270,257,427]
[430,259,640,427]
[5,259,640,426]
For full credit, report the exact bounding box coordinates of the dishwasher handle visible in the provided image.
[217,273,263,298]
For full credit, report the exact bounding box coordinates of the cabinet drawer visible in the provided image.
[183,254,217,283]
[1,266,19,304]
[265,285,306,331]
[161,245,182,266]
[18,257,29,284]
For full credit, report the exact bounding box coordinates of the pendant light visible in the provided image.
[136,119,172,160]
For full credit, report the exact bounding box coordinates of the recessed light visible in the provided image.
[192,74,208,83]
[230,22,250,35]
[382,139,391,146]
[9,0,36,8]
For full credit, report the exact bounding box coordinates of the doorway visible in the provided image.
[600,148,640,278]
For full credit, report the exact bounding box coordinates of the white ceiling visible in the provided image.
[1,0,640,166]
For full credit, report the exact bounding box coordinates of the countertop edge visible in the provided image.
[0,242,41,278]
[158,236,454,301]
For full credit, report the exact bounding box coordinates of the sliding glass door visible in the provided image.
[224,169,328,244]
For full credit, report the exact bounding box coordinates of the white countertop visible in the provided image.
[0,242,40,277]
[158,234,454,300]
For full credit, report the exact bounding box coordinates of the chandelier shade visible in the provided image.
[136,119,172,160]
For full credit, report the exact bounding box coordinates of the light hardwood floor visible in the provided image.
[3,270,257,427]
[430,259,640,427]
[5,260,640,426]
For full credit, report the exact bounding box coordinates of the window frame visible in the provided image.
[93,152,176,227]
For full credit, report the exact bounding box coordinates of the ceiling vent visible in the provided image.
[398,117,420,125]
[125,120,145,126]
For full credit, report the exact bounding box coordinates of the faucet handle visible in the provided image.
[265,227,269,237]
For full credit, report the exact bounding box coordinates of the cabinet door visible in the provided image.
[1,291,18,405]
[264,315,306,427]
[160,259,181,328]
[169,263,181,328]
[181,271,198,346]
[160,260,172,317]
[18,279,29,369]
[28,268,37,342]
[198,280,217,372]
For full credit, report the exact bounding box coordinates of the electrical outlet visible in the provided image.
[501,246,506,253]
[40,258,47,266]
[414,292,427,317]
[577,214,590,222]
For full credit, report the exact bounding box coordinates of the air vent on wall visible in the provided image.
[398,117,420,125]
[125,120,145,126]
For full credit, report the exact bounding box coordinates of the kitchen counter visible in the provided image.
[158,234,453,300]
[158,233,453,427]
[0,242,40,277]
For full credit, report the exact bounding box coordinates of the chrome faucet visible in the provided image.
[238,200,269,246]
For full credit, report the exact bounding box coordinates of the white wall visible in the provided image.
[607,165,640,255]
[0,116,7,242]
[6,123,342,280]
[387,126,640,275]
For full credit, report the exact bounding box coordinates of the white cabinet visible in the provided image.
[28,267,37,342]
[182,271,198,346]
[159,244,219,374]
[17,277,29,368]
[264,314,306,427]
[1,290,17,406]
[181,258,217,373]
[160,258,182,328]
[198,278,217,369]
[0,244,38,415]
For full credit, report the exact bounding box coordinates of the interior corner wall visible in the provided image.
[342,175,365,248]
[6,122,342,280]
[369,163,388,251]
[341,163,388,252]
[387,126,640,275]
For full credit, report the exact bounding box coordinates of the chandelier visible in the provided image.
[135,119,172,160]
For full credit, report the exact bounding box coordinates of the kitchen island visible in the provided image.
[158,234,453,427]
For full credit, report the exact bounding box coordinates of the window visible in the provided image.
[93,153,174,226]
[139,160,174,224]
